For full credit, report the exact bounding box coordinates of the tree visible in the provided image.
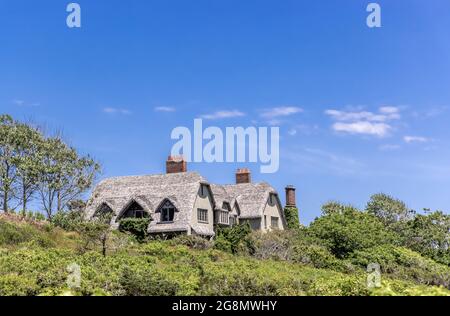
[77,212,113,257]
[366,193,414,228]
[403,210,450,265]
[0,115,19,212]
[38,136,100,218]
[308,203,395,258]
[13,122,44,215]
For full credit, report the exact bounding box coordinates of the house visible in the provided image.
[84,156,297,238]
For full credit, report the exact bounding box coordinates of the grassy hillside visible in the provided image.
[0,214,449,296]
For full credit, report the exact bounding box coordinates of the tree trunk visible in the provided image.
[57,190,61,213]
[102,235,107,257]
[22,182,27,216]
[2,191,7,213]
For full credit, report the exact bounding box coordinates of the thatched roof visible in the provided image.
[220,182,281,219]
[86,170,286,234]
[85,172,214,235]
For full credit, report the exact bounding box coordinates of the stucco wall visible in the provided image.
[191,184,215,235]
[262,194,285,231]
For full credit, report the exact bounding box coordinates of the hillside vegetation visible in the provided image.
[0,202,449,296]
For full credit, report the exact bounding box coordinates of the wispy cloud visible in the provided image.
[13,99,40,107]
[103,107,132,115]
[287,124,320,136]
[332,121,391,137]
[325,106,401,137]
[260,106,303,119]
[379,144,401,151]
[403,136,430,144]
[200,110,245,120]
[284,147,366,176]
[154,106,176,112]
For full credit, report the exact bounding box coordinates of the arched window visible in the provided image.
[120,201,148,220]
[94,203,114,223]
[159,200,176,222]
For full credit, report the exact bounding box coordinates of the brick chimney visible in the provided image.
[285,185,296,207]
[236,168,251,184]
[166,156,187,174]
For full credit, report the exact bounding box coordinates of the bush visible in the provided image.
[0,274,38,296]
[284,206,300,229]
[51,210,84,231]
[308,205,395,258]
[170,235,213,250]
[119,267,179,296]
[0,220,55,247]
[118,218,150,242]
[350,245,450,288]
[214,223,253,254]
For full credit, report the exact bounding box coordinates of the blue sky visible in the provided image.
[1,0,450,223]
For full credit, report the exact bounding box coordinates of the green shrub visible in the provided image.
[351,245,450,288]
[284,206,300,229]
[51,210,84,231]
[308,205,395,258]
[0,274,39,296]
[119,267,179,296]
[170,235,213,250]
[118,218,150,242]
[214,223,253,254]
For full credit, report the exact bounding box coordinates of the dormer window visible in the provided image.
[94,203,114,223]
[159,200,176,222]
[118,201,148,221]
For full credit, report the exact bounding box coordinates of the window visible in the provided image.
[160,200,175,222]
[119,201,148,220]
[219,211,229,224]
[264,215,267,229]
[271,216,279,229]
[197,208,208,223]
[229,216,236,226]
[94,203,114,223]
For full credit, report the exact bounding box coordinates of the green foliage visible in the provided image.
[350,244,450,288]
[0,219,55,248]
[169,235,213,250]
[366,193,413,227]
[119,267,179,296]
[402,211,450,266]
[0,114,101,218]
[118,218,150,242]
[214,223,253,254]
[1,191,449,296]
[0,274,39,296]
[51,210,84,231]
[308,203,395,258]
[284,206,300,229]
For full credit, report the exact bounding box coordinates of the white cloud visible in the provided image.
[403,136,429,144]
[325,106,401,137]
[260,106,303,119]
[103,107,131,115]
[325,107,400,123]
[333,121,391,137]
[154,106,176,112]
[200,110,245,120]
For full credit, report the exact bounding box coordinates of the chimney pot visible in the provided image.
[236,168,251,184]
[285,185,296,207]
[166,155,187,174]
